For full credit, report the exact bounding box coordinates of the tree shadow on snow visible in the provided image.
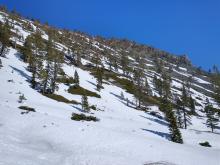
[87,80,98,90]
[189,128,220,135]
[72,105,84,113]
[87,80,96,86]
[144,161,176,165]
[110,92,136,109]
[14,52,24,62]
[10,65,31,81]
[141,128,170,140]
[140,115,169,127]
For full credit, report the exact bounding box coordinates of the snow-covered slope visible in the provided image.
[0,48,220,165]
[0,10,220,165]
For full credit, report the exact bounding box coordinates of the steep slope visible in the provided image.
[0,9,220,165]
[0,47,220,165]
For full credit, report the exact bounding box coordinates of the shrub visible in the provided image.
[56,76,75,85]
[199,141,212,147]
[68,85,101,98]
[90,68,160,105]
[18,106,36,114]
[43,94,79,104]
[90,105,97,110]
[71,113,99,122]
[18,94,27,103]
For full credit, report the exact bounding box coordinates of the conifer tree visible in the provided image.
[133,66,144,108]
[74,70,79,86]
[18,94,27,103]
[113,58,118,71]
[145,78,152,96]
[160,98,183,144]
[205,99,219,133]
[154,58,163,74]
[76,52,82,66]
[22,35,33,62]
[0,59,2,68]
[71,43,82,66]
[81,92,89,112]
[120,91,124,100]
[181,84,191,129]
[50,50,64,93]
[153,74,163,96]
[189,96,196,115]
[92,53,101,68]
[121,53,130,76]
[176,98,184,128]
[106,51,114,71]
[30,30,44,89]
[40,36,54,93]
[0,19,11,57]
[211,65,220,105]
[126,98,129,106]
[161,71,172,99]
[96,67,103,91]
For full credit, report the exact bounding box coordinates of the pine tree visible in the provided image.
[205,99,219,133]
[181,84,191,129]
[145,78,152,96]
[176,98,184,128]
[189,96,196,115]
[211,65,220,106]
[133,67,144,108]
[18,94,27,103]
[81,92,89,112]
[121,53,130,76]
[96,67,103,91]
[160,98,183,144]
[120,91,124,100]
[0,59,2,68]
[161,71,172,99]
[154,58,163,74]
[50,50,64,93]
[40,36,54,94]
[0,19,11,57]
[112,58,118,71]
[74,70,79,86]
[126,98,129,106]
[153,74,163,96]
[71,44,82,66]
[106,50,114,71]
[22,35,33,62]
[92,53,101,68]
[29,31,43,88]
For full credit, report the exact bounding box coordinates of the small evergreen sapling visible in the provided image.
[0,59,2,68]
[120,91,124,100]
[205,99,219,133]
[81,92,90,112]
[18,94,26,103]
[74,70,79,86]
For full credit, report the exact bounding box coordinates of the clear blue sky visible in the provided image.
[1,0,220,70]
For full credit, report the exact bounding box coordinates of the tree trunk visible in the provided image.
[42,63,50,94]
[183,106,187,129]
[0,45,5,57]
[51,62,58,94]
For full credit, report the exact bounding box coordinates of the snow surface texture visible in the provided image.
[0,48,220,165]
